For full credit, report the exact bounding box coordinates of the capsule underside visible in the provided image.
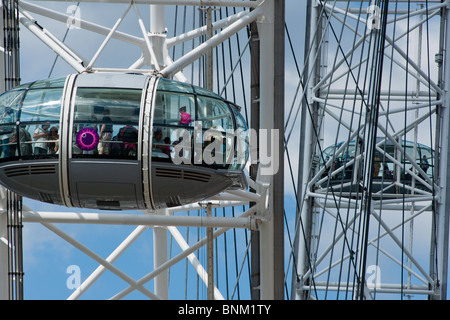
[0,73,248,210]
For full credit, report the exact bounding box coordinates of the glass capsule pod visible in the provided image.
[0,73,249,210]
[319,138,434,194]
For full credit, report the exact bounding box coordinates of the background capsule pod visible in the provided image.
[319,138,434,194]
[0,73,249,210]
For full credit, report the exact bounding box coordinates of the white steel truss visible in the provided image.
[292,0,449,300]
[0,0,282,300]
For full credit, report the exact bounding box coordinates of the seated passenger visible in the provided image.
[420,155,430,173]
[118,125,138,156]
[162,137,171,157]
[152,128,164,152]
[9,125,32,156]
[98,109,113,155]
[48,126,59,155]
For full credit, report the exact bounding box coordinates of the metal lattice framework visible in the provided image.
[0,0,285,300]
[291,0,449,300]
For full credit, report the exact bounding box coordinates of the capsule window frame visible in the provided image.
[0,78,66,161]
[153,90,196,127]
[319,140,435,182]
[152,82,249,170]
[0,89,24,160]
[71,87,143,160]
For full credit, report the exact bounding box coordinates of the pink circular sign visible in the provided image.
[76,127,99,151]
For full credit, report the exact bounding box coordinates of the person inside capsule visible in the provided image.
[178,106,191,127]
[33,122,50,155]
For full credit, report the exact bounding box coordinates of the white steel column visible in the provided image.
[294,0,318,300]
[150,4,169,299]
[257,0,284,300]
[257,0,275,299]
[0,4,9,299]
[0,3,5,94]
[435,1,450,300]
[153,225,169,299]
[0,187,7,300]
[150,4,167,68]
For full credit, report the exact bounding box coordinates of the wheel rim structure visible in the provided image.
[290,0,448,300]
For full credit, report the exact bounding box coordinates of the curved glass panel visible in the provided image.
[0,77,67,160]
[29,77,66,89]
[193,86,222,99]
[72,88,142,159]
[196,97,235,168]
[152,80,249,171]
[21,80,64,158]
[157,77,194,94]
[151,124,231,169]
[0,89,23,159]
[230,107,249,170]
[154,91,195,126]
[319,139,435,181]
[20,88,63,122]
[196,96,234,133]
[0,87,64,159]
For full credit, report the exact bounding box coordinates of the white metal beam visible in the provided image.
[167,225,224,300]
[68,225,148,300]
[166,9,250,48]
[42,222,162,299]
[110,205,257,299]
[18,9,86,73]
[21,210,258,229]
[20,1,145,48]
[85,2,133,71]
[160,5,262,78]
[31,0,262,7]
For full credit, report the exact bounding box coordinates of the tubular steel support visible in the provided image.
[257,0,285,300]
[433,0,450,300]
[0,188,7,300]
[293,0,446,300]
[6,191,23,300]
[1,0,22,300]
[250,13,261,300]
